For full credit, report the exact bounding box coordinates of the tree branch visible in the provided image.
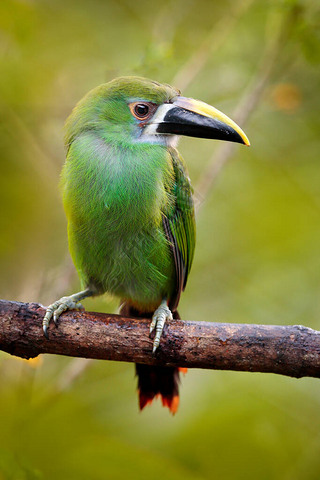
[1,299,320,379]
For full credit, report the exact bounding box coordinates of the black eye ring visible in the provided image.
[134,103,149,118]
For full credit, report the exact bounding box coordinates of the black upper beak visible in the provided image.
[150,96,250,146]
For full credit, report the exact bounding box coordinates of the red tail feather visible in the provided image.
[120,302,186,414]
[136,364,185,415]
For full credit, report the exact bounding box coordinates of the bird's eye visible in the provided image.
[134,104,149,118]
[129,102,156,122]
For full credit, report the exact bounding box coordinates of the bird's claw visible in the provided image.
[150,302,173,353]
[43,296,83,338]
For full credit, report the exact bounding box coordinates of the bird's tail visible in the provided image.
[135,364,186,414]
[119,302,186,415]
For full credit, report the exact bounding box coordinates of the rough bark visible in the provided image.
[1,299,320,379]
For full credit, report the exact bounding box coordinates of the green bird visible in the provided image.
[43,76,249,413]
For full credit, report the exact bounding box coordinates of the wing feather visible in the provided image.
[163,148,196,311]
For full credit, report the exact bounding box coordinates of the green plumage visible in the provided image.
[43,75,248,411]
[62,77,195,311]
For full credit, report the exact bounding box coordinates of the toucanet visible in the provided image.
[43,76,250,413]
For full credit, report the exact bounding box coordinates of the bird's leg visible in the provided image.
[150,299,173,353]
[43,288,93,338]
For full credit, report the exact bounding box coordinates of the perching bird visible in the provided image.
[43,76,249,413]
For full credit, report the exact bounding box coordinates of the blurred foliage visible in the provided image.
[1,0,320,478]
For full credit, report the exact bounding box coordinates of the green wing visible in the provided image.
[163,148,196,311]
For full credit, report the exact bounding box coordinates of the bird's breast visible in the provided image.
[63,134,174,233]
[63,134,176,300]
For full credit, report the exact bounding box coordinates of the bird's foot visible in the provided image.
[149,300,173,353]
[43,294,84,339]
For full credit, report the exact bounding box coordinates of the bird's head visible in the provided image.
[65,76,250,148]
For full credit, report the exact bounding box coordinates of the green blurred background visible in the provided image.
[1,0,320,478]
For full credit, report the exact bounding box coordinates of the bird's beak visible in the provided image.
[150,96,250,146]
